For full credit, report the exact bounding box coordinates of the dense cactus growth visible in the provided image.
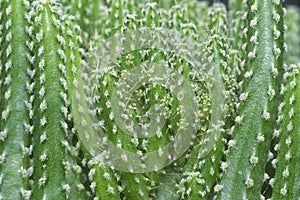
[0,0,299,200]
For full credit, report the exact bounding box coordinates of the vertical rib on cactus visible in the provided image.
[229,0,245,14]
[0,1,32,199]
[84,0,108,38]
[271,63,300,199]
[107,0,123,34]
[62,19,89,199]
[207,3,236,120]
[217,0,284,199]
[64,0,85,28]
[31,2,69,198]
[153,0,177,9]
[202,3,230,196]
[31,1,86,199]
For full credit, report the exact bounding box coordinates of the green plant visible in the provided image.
[271,63,300,200]
[0,0,32,199]
[0,0,299,200]
[218,0,285,199]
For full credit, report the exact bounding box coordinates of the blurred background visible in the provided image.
[206,0,300,7]
[286,0,300,6]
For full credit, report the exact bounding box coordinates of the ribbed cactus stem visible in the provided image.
[218,0,284,199]
[271,63,300,199]
[0,0,33,199]
[64,141,87,199]
[31,1,86,199]
[31,3,67,197]
[65,0,85,27]
[203,3,230,195]
[84,0,108,38]
[108,0,123,33]
[62,17,89,199]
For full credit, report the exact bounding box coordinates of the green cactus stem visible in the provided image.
[271,63,300,199]
[80,2,213,199]
[62,17,89,200]
[217,0,285,199]
[1,0,299,199]
[0,0,33,199]
[31,1,86,199]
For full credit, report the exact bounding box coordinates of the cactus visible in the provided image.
[0,0,32,199]
[217,0,285,199]
[30,1,87,199]
[1,0,300,199]
[174,4,228,199]
[271,63,300,199]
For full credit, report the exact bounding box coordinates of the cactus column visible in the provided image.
[31,1,86,199]
[217,0,284,199]
[272,64,300,199]
[0,1,33,199]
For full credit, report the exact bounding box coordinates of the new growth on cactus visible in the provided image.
[0,0,299,200]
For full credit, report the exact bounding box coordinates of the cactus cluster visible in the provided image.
[0,0,299,200]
